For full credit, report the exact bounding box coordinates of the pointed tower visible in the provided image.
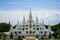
[22,16,25,24]
[8,20,11,26]
[29,9,32,20]
[36,16,39,23]
[16,19,20,30]
[17,19,19,25]
[48,24,54,38]
[48,24,52,32]
[10,26,13,32]
[8,21,13,32]
[42,19,44,25]
[47,22,54,34]
[41,19,46,28]
[8,21,10,24]
[27,9,34,24]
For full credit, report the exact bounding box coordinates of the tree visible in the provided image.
[10,32,13,39]
[18,36,23,40]
[51,23,60,39]
[45,23,60,39]
[0,23,11,39]
[57,34,60,39]
[0,23,11,32]
[2,33,7,40]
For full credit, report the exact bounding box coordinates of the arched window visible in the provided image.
[22,25,25,27]
[15,32,17,34]
[40,28,42,30]
[33,25,35,27]
[26,31,28,33]
[18,31,21,34]
[39,31,43,34]
[20,28,21,30]
[30,30,32,34]
[37,28,39,30]
[33,28,35,30]
[41,31,43,33]
[15,31,17,35]
[26,25,28,27]
[26,28,28,30]
[33,31,35,33]
[22,28,24,30]
[36,25,39,27]
[17,28,19,30]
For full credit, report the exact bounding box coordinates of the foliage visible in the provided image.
[0,32,7,39]
[51,23,60,39]
[57,34,60,39]
[10,32,13,39]
[17,36,23,40]
[45,23,60,39]
[0,23,11,32]
[0,23,11,39]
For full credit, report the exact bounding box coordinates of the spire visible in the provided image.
[8,20,11,26]
[48,21,51,30]
[16,19,20,29]
[9,20,10,24]
[29,9,32,20]
[17,19,19,25]
[48,25,50,29]
[36,15,39,23]
[48,23,52,31]
[42,19,44,25]
[22,16,25,24]
[10,26,13,32]
[48,24,54,34]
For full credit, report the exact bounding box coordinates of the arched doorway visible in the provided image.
[23,36,38,40]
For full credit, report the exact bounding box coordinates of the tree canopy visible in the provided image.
[51,23,60,39]
[0,23,11,32]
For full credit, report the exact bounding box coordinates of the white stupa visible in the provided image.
[5,9,53,39]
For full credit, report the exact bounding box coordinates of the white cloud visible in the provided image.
[0,9,60,25]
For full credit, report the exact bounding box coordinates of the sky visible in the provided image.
[0,0,60,25]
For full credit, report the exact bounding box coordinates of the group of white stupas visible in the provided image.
[4,10,53,40]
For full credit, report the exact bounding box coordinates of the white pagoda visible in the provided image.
[5,10,53,39]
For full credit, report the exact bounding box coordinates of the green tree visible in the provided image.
[51,23,60,39]
[45,23,60,39]
[10,32,13,39]
[0,23,11,32]
[57,34,60,39]
[18,36,23,40]
[0,23,11,39]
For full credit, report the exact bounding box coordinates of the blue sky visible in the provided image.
[0,0,60,10]
[0,0,60,25]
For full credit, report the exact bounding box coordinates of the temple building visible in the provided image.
[5,10,53,39]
